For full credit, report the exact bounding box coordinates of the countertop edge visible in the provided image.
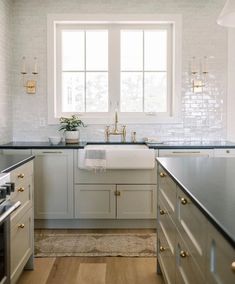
[156,157,235,249]
[1,155,35,173]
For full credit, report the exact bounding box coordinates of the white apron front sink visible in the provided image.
[78,144,155,170]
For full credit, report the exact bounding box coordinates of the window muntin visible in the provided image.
[120,29,168,113]
[60,29,108,113]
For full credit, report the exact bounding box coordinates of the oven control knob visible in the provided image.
[5,182,15,192]
[1,184,11,195]
[0,187,7,199]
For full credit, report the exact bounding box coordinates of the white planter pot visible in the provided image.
[65,130,80,144]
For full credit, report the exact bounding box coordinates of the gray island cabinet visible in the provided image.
[157,157,235,284]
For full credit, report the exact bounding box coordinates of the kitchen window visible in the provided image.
[47,14,182,124]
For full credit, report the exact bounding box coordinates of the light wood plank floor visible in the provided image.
[18,257,163,284]
[17,229,163,284]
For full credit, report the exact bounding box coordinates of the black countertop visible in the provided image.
[157,157,235,248]
[0,154,35,173]
[1,140,235,149]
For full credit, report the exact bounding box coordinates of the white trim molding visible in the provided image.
[47,14,182,125]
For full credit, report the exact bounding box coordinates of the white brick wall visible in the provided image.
[0,0,13,144]
[11,0,228,142]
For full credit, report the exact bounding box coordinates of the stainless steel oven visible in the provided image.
[0,174,21,284]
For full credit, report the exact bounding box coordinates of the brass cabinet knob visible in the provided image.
[115,191,121,196]
[159,172,166,178]
[17,173,25,179]
[181,197,188,205]
[159,209,167,215]
[180,250,188,258]
[232,262,235,273]
[159,246,166,252]
[17,187,25,192]
[18,224,25,229]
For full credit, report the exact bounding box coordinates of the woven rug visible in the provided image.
[35,232,157,257]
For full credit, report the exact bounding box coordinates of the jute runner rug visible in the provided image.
[35,232,157,257]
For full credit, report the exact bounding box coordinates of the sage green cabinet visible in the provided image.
[32,149,73,219]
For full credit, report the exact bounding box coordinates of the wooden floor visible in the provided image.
[18,257,163,284]
[17,229,163,284]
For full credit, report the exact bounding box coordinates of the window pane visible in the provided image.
[144,30,167,71]
[86,72,108,112]
[121,72,143,112]
[121,31,143,71]
[62,31,84,71]
[86,31,108,71]
[144,72,167,112]
[62,72,85,112]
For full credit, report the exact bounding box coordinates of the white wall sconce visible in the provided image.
[190,56,209,93]
[20,56,38,94]
[217,0,235,28]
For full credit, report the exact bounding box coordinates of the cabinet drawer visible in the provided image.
[11,207,33,283]
[176,187,207,275]
[158,224,175,284]
[214,148,235,157]
[158,198,176,255]
[176,231,204,284]
[158,166,177,216]
[10,161,33,185]
[206,224,235,284]
[159,149,214,157]
[10,161,33,218]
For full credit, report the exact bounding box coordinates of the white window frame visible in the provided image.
[47,14,182,125]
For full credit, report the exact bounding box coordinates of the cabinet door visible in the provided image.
[32,150,73,219]
[11,208,33,284]
[74,185,116,219]
[116,185,156,219]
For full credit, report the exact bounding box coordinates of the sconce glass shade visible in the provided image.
[217,0,235,27]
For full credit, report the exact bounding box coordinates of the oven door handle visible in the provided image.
[0,201,21,224]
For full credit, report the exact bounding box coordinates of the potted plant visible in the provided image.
[59,115,85,144]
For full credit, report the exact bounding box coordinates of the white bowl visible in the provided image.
[48,136,61,145]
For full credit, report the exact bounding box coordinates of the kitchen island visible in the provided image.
[156,157,235,284]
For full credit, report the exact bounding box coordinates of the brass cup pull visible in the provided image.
[232,261,235,273]
[159,246,166,252]
[17,187,25,192]
[181,197,188,205]
[17,173,25,179]
[180,250,188,258]
[160,172,166,178]
[18,224,25,229]
[159,209,167,215]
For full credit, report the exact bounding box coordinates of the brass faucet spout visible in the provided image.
[105,111,126,142]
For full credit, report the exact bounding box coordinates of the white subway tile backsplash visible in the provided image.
[0,0,12,144]
[0,0,228,142]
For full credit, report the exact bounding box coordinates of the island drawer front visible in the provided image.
[158,225,176,284]
[176,187,207,275]
[158,198,176,256]
[158,166,177,215]
[206,223,235,284]
[176,231,204,284]
[214,148,235,157]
